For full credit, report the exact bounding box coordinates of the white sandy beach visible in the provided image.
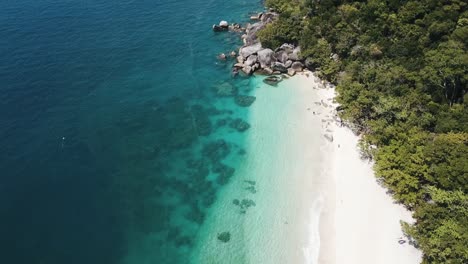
[298,73,422,264]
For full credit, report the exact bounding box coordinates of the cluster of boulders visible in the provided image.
[213,10,307,80]
[233,11,305,78]
[213,20,244,32]
[234,43,304,77]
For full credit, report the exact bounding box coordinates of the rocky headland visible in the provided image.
[214,11,306,82]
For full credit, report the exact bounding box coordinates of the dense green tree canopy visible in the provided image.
[259,0,467,262]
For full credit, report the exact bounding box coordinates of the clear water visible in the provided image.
[0,0,263,263]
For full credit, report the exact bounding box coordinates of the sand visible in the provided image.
[298,73,423,264]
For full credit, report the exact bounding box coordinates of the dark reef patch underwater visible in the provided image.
[0,0,262,263]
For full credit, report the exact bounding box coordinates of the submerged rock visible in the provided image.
[185,204,205,225]
[234,95,256,107]
[272,62,288,73]
[202,140,230,162]
[217,232,231,243]
[214,82,237,97]
[263,75,282,86]
[214,163,235,185]
[245,185,256,194]
[229,118,251,132]
[244,180,256,185]
[240,199,256,209]
[175,235,193,248]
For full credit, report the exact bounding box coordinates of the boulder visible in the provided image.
[239,42,262,58]
[230,51,237,57]
[272,62,288,73]
[236,56,244,63]
[244,55,258,66]
[213,25,228,32]
[251,63,260,72]
[287,68,296,76]
[279,43,294,54]
[291,61,304,72]
[275,50,289,63]
[284,60,293,68]
[257,48,274,68]
[218,53,226,60]
[219,21,229,27]
[233,62,244,68]
[242,65,253,75]
[255,67,273,75]
[288,46,301,61]
[263,75,282,86]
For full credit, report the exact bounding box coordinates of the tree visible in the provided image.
[423,40,467,106]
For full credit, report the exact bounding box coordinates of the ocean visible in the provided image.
[0,0,265,263]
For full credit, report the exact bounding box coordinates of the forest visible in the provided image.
[258,0,467,263]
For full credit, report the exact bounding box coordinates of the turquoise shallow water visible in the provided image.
[0,0,263,263]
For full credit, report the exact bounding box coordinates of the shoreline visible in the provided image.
[190,72,422,263]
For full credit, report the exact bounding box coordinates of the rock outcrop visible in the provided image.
[239,42,262,58]
[257,48,274,68]
[216,11,306,77]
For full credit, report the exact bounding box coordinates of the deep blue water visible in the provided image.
[0,0,262,263]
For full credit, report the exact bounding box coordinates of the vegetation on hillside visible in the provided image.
[259,0,467,263]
